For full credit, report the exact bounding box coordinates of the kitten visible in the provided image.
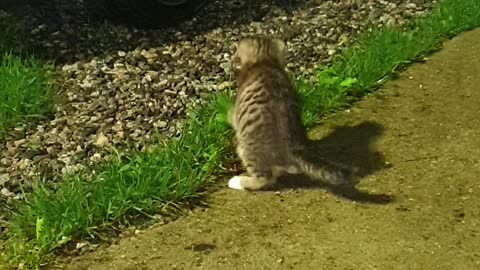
[227,36,356,190]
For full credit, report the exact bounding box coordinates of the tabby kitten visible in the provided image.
[228,36,356,190]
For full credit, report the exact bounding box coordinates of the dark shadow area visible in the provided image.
[274,121,393,204]
[1,0,308,64]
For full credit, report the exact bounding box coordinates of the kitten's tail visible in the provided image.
[291,155,358,186]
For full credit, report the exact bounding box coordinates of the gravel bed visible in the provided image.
[0,0,437,199]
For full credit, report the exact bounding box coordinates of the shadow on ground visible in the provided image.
[275,121,393,204]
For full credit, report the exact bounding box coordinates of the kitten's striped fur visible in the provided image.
[228,36,356,191]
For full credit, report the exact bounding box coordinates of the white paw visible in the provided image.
[228,176,244,190]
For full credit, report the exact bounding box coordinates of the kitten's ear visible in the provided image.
[236,38,252,65]
[272,38,286,55]
[271,38,286,65]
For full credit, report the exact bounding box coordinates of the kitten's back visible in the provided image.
[228,36,356,190]
[232,37,305,178]
[234,60,293,166]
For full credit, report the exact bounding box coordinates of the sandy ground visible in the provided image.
[54,28,480,270]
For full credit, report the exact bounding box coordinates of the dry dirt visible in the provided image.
[54,28,480,270]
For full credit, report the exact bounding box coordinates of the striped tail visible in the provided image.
[292,155,358,185]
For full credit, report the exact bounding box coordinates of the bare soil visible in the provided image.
[55,28,480,270]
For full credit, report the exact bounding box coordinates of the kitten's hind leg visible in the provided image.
[228,175,276,191]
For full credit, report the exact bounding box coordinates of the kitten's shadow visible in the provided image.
[275,121,393,204]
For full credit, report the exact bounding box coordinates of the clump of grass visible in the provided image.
[299,0,480,127]
[213,90,235,125]
[0,53,56,136]
[297,69,357,127]
[0,14,56,137]
[3,0,480,268]
[1,94,233,268]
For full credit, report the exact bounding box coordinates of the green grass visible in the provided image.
[0,96,234,268]
[299,0,480,127]
[0,14,56,137]
[2,0,480,268]
[0,53,56,136]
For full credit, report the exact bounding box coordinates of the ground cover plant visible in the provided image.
[0,14,56,138]
[2,0,480,268]
[298,0,480,127]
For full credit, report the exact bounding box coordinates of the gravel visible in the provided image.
[0,0,437,199]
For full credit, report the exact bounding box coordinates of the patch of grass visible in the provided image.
[297,0,480,127]
[3,0,480,268]
[0,53,56,136]
[0,94,234,269]
[212,89,235,125]
[0,14,56,137]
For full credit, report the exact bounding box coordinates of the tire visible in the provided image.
[83,0,208,28]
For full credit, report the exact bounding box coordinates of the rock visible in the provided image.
[154,121,168,129]
[0,174,9,186]
[0,158,10,167]
[1,187,14,197]
[94,132,109,148]
[14,139,26,147]
[406,3,418,9]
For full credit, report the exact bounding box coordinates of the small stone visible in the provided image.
[154,121,168,129]
[0,174,9,186]
[95,132,109,148]
[0,158,11,166]
[406,3,417,9]
[91,153,102,162]
[14,139,26,147]
[18,159,29,170]
[1,187,14,197]
[76,242,89,249]
[66,117,76,126]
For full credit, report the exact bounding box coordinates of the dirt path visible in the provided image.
[56,28,480,270]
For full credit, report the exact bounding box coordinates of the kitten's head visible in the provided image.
[235,36,286,67]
